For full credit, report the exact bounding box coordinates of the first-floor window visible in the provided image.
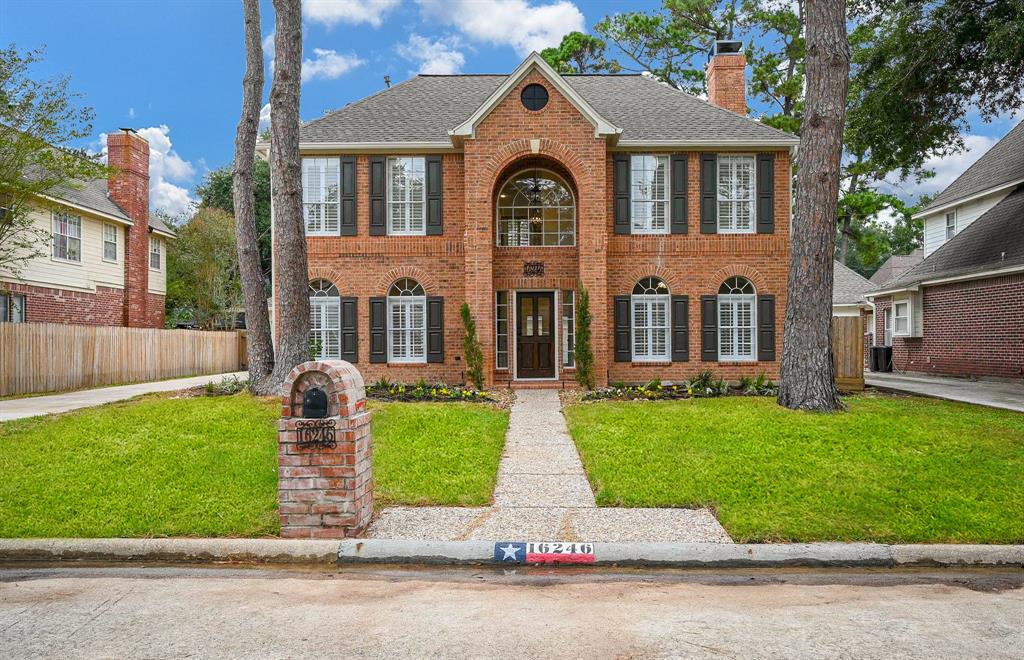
[150,237,162,270]
[717,155,755,233]
[388,157,426,235]
[631,277,670,361]
[52,212,82,262]
[496,291,509,369]
[893,300,910,336]
[883,308,893,345]
[561,290,575,368]
[388,278,426,362]
[309,279,340,359]
[718,276,756,361]
[1,292,26,323]
[103,224,118,262]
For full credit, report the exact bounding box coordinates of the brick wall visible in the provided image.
[873,273,1024,379]
[2,280,125,326]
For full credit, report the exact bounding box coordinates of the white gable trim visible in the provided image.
[913,177,1024,220]
[449,52,621,140]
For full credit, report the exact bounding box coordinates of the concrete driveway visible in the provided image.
[866,372,1024,413]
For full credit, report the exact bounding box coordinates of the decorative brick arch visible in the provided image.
[703,265,769,293]
[482,138,595,194]
[374,266,439,295]
[621,266,683,295]
[308,266,348,290]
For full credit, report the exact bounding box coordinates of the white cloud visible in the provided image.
[259,103,272,133]
[262,32,276,62]
[416,0,584,56]
[303,0,400,28]
[397,34,465,74]
[127,107,136,119]
[302,48,364,82]
[882,134,997,201]
[97,125,197,217]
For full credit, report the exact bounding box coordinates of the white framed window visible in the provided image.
[883,308,893,345]
[387,157,426,235]
[52,211,82,262]
[561,289,575,368]
[303,157,340,235]
[387,278,426,363]
[631,277,670,361]
[149,237,162,270]
[717,155,755,233]
[718,276,756,361]
[945,211,956,240]
[102,224,118,262]
[496,291,509,370]
[496,168,575,246]
[309,279,340,359]
[630,155,669,234]
[893,300,910,336]
[1,292,26,323]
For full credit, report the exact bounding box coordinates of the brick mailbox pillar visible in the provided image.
[278,360,373,538]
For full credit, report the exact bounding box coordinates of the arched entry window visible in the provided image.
[388,278,427,363]
[632,277,670,361]
[718,276,756,361]
[497,169,575,247]
[309,279,340,359]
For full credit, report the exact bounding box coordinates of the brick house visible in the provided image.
[0,129,173,327]
[867,121,1024,379]
[268,44,798,388]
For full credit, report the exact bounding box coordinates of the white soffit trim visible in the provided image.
[449,52,621,140]
[615,138,800,149]
[913,178,1024,219]
[150,227,176,239]
[297,141,456,153]
[36,193,134,226]
[867,264,1024,297]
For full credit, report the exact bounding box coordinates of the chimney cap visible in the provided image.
[709,40,743,59]
[119,127,138,134]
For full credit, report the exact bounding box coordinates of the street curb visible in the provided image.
[2,539,1021,569]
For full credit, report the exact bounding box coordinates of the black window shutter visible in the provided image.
[756,153,775,234]
[614,295,631,362]
[426,155,443,235]
[613,154,631,235]
[700,154,717,234]
[670,154,688,234]
[340,156,357,236]
[757,294,776,361]
[369,156,386,236]
[671,295,689,362]
[339,296,358,362]
[426,296,444,363]
[700,295,718,362]
[369,297,386,363]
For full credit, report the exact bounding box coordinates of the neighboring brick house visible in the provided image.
[0,129,174,328]
[866,121,1024,379]
[267,44,798,388]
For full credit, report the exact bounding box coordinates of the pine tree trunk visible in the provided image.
[232,0,275,395]
[777,0,849,412]
[266,0,310,393]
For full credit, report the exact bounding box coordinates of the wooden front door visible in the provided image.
[516,292,555,379]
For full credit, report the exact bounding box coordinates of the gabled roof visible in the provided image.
[297,57,800,148]
[869,249,923,287]
[884,185,1024,289]
[918,121,1024,215]
[833,260,877,305]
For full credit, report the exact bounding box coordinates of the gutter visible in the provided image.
[867,263,1024,299]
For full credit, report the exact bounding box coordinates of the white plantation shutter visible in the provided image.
[717,156,755,233]
[387,157,426,235]
[303,158,340,234]
[309,297,341,359]
[718,295,756,360]
[387,297,426,362]
[631,296,670,361]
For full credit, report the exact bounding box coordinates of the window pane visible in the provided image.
[561,290,574,368]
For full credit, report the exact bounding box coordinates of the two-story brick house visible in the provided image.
[269,43,798,388]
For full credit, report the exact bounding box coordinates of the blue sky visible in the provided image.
[2,0,1019,216]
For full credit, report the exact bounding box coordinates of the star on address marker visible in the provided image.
[499,544,520,560]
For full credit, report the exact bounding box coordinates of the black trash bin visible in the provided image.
[870,346,892,373]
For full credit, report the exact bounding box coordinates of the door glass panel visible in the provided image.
[520,296,534,337]
[536,296,550,336]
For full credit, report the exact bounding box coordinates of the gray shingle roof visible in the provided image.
[299,73,799,145]
[920,121,1024,212]
[50,177,131,222]
[833,260,877,305]
[886,185,1024,288]
[869,248,923,287]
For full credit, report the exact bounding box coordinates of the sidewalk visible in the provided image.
[866,372,1024,413]
[0,371,248,422]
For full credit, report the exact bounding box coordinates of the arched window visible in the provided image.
[718,276,756,360]
[497,169,575,247]
[387,278,426,363]
[309,279,340,359]
[631,277,670,361]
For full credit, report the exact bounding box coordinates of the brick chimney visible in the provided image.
[706,40,747,115]
[107,129,151,327]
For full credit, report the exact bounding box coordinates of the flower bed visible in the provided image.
[367,379,493,403]
[583,372,777,402]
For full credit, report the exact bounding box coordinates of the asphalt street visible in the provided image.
[1,565,1022,659]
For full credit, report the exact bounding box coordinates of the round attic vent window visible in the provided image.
[521,84,549,111]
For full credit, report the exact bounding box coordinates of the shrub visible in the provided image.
[574,286,595,390]
[460,302,485,390]
[205,375,249,396]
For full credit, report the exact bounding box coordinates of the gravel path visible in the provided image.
[368,390,732,543]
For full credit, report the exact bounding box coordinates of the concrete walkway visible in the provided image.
[866,372,1024,413]
[0,372,249,422]
[369,390,732,542]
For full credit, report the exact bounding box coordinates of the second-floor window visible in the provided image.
[52,212,82,262]
[630,155,669,234]
[387,156,426,235]
[717,155,755,234]
[303,157,340,235]
[945,211,956,240]
[497,169,575,246]
[103,224,118,262]
[150,237,162,270]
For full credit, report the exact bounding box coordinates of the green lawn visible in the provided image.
[564,394,1024,543]
[0,394,508,538]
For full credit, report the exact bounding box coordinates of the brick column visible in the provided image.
[278,360,373,538]
[107,129,152,327]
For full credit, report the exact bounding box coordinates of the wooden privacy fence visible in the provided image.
[0,323,245,396]
[833,315,865,391]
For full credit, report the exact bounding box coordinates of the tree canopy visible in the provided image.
[195,158,272,282]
